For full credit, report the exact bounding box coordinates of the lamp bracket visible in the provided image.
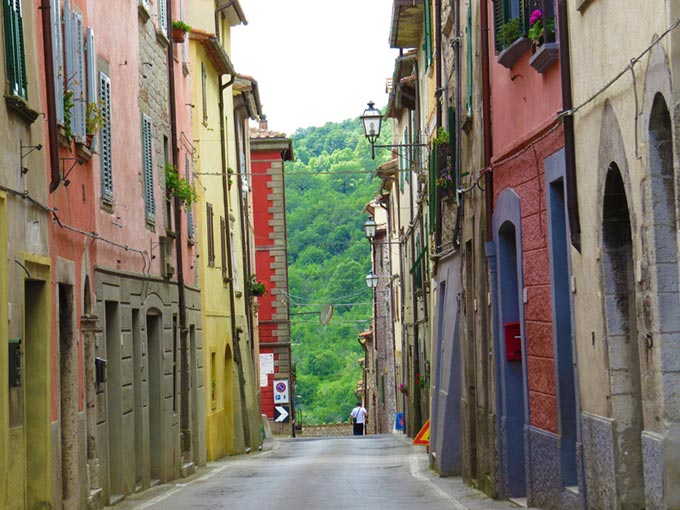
[61,157,85,186]
[20,139,43,175]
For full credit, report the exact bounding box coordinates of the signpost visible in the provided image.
[273,379,289,404]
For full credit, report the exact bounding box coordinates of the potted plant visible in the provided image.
[432,127,450,146]
[527,9,555,47]
[527,8,559,73]
[496,16,531,69]
[227,167,234,189]
[171,20,191,43]
[247,274,267,297]
[62,89,75,144]
[165,163,198,208]
[85,101,104,147]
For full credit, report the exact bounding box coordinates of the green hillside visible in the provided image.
[285,116,392,424]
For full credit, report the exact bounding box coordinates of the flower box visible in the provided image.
[530,42,559,73]
[498,37,531,69]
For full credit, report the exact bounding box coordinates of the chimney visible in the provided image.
[259,114,268,130]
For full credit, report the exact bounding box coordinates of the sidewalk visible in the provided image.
[391,433,520,510]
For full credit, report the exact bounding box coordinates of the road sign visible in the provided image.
[274,405,290,423]
[274,379,289,403]
[413,419,430,446]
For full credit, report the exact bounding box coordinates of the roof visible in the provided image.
[250,126,295,161]
[233,75,262,120]
[217,0,248,27]
[189,29,235,76]
[389,0,423,49]
[386,52,417,118]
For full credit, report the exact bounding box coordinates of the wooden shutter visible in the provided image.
[86,27,97,150]
[52,0,64,123]
[220,216,227,279]
[63,0,72,93]
[206,203,214,267]
[404,128,410,183]
[185,154,194,237]
[466,2,473,116]
[429,151,436,232]
[3,0,26,98]
[99,71,113,201]
[423,0,432,67]
[519,0,528,37]
[71,12,85,142]
[493,0,505,53]
[142,114,155,220]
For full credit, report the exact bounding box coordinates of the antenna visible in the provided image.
[319,303,334,325]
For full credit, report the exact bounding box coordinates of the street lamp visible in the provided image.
[361,101,427,159]
[363,217,377,240]
[365,271,379,289]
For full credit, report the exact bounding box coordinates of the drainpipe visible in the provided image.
[557,0,581,251]
[166,0,191,460]
[40,0,60,193]
[480,0,493,241]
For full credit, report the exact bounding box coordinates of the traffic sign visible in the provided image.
[274,405,290,423]
[273,379,289,403]
[413,419,430,446]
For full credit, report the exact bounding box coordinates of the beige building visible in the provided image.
[568,0,679,507]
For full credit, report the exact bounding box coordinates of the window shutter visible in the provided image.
[185,154,194,237]
[180,0,187,63]
[493,0,505,53]
[52,0,64,123]
[85,27,97,150]
[220,216,226,279]
[99,71,113,201]
[207,203,214,267]
[63,0,72,92]
[466,2,473,116]
[404,128,410,183]
[158,0,167,34]
[142,114,155,221]
[518,0,528,37]
[14,0,26,98]
[3,0,27,98]
[71,12,85,142]
[423,0,432,67]
[429,151,436,232]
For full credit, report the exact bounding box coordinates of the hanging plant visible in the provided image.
[171,20,191,42]
[247,274,267,297]
[165,163,198,208]
[432,127,450,146]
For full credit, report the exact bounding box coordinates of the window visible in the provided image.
[86,27,97,149]
[99,71,113,202]
[201,62,207,126]
[466,2,473,116]
[3,0,27,98]
[142,114,155,221]
[185,154,194,238]
[157,0,167,34]
[493,0,526,52]
[51,0,64,122]
[423,0,432,68]
[69,11,86,143]
[220,216,227,280]
[230,222,239,290]
[206,202,215,267]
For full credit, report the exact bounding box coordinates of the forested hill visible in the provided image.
[285,116,391,424]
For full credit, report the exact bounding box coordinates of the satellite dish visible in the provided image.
[320,303,334,325]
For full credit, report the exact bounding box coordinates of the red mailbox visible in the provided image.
[504,322,522,361]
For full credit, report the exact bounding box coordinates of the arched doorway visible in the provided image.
[601,163,645,508]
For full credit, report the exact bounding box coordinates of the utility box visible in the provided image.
[95,357,107,384]
[504,322,522,361]
[9,338,21,387]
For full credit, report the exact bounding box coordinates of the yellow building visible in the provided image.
[188,0,261,460]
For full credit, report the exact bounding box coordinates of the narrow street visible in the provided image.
[106,435,518,510]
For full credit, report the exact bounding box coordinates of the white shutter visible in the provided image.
[86,27,97,150]
[63,0,72,88]
[51,0,64,123]
[158,0,167,34]
[180,0,186,62]
[142,114,155,220]
[71,12,85,142]
[99,71,113,201]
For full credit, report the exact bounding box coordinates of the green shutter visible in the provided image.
[429,151,436,232]
[99,71,113,201]
[142,114,155,220]
[3,0,26,98]
[493,0,505,53]
[423,0,432,67]
[519,0,528,37]
[466,3,473,116]
[448,106,456,190]
[404,128,410,184]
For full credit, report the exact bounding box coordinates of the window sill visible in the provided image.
[529,42,559,74]
[138,1,151,22]
[156,29,169,48]
[5,95,39,124]
[75,141,92,161]
[497,37,531,69]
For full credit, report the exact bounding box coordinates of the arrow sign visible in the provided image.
[274,405,290,423]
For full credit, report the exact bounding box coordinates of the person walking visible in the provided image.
[350,401,368,436]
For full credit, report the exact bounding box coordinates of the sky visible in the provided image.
[230,0,400,136]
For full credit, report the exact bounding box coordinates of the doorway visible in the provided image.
[146,312,163,484]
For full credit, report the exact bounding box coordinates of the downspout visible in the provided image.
[557,0,581,251]
[40,0,60,193]
[167,0,191,459]
[480,0,493,241]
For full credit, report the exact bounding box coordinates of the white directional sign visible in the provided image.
[273,379,289,404]
[274,405,290,423]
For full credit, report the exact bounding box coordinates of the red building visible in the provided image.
[250,117,294,433]
[487,0,581,507]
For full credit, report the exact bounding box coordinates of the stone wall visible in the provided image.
[294,424,353,438]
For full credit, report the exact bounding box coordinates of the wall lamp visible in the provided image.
[365,271,379,289]
[361,101,426,160]
[363,216,402,246]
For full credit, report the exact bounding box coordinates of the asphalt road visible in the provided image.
[112,435,518,510]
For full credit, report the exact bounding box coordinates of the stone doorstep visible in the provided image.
[181,461,196,478]
[87,488,102,510]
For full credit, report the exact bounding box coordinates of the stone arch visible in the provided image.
[492,188,529,499]
[143,293,165,483]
